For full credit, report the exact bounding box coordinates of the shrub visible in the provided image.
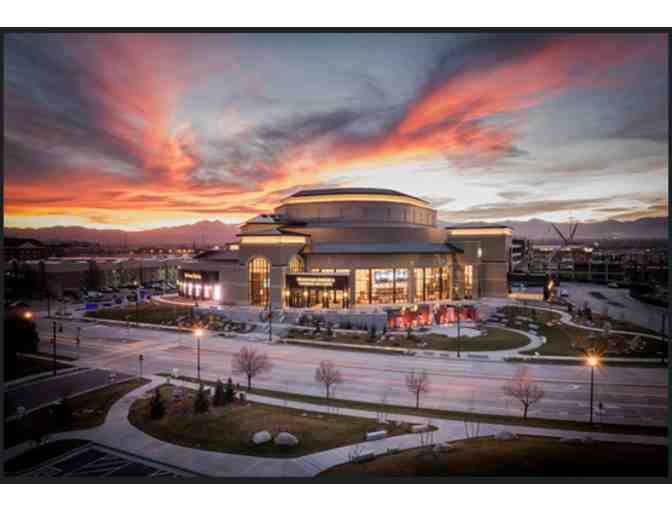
[212,379,226,406]
[193,385,210,414]
[149,387,165,420]
[326,323,333,337]
[369,325,377,340]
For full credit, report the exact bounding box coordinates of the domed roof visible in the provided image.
[284,187,428,205]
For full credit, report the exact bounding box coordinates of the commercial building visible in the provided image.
[177,188,512,308]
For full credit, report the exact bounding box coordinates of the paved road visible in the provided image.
[33,317,669,427]
[561,282,667,333]
[6,368,134,412]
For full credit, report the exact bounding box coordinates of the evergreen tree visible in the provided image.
[225,377,235,404]
[193,385,210,414]
[212,379,226,406]
[149,387,165,420]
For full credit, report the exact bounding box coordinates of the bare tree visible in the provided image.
[231,346,273,390]
[502,367,545,419]
[314,360,343,400]
[405,370,430,409]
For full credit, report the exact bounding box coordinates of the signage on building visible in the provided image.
[184,272,202,280]
[296,276,336,287]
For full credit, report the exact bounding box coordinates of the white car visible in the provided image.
[560,289,569,298]
[607,282,619,288]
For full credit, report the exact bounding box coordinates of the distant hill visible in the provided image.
[442,217,668,240]
[4,220,240,247]
[5,216,667,246]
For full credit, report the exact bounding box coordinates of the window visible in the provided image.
[465,264,473,299]
[372,269,394,304]
[425,267,441,301]
[441,266,452,299]
[249,256,270,306]
[415,268,425,301]
[355,269,371,305]
[288,255,305,273]
[394,268,409,303]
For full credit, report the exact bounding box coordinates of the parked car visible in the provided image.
[560,289,569,298]
[607,282,619,288]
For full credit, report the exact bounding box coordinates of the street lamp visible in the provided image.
[586,354,600,425]
[51,320,58,375]
[194,328,203,382]
[24,311,33,320]
[455,304,462,358]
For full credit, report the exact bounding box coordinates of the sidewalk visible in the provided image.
[4,376,666,477]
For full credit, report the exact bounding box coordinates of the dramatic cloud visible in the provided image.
[3,33,668,228]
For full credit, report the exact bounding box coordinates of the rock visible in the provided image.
[252,430,272,445]
[495,431,518,441]
[274,432,299,447]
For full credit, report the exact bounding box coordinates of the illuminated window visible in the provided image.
[288,255,305,273]
[249,256,270,306]
[394,269,409,303]
[441,266,452,299]
[415,268,425,301]
[355,269,371,305]
[213,285,222,302]
[465,265,473,299]
[372,269,394,304]
[425,268,441,301]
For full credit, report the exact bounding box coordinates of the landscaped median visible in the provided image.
[498,306,667,360]
[318,435,668,477]
[5,378,151,449]
[156,374,667,437]
[128,384,434,458]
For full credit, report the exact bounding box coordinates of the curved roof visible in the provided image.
[287,188,428,204]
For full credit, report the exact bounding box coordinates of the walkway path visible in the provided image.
[4,377,666,477]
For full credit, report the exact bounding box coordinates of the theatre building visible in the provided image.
[177,188,511,308]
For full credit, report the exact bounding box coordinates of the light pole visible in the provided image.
[194,328,203,382]
[586,354,600,425]
[138,354,144,378]
[660,313,667,365]
[456,304,462,358]
[51,320,57,375]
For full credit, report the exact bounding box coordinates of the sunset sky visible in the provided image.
[4,33,668,231]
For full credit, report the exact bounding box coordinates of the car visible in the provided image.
[560,289,569,298]
[608,282,619,288]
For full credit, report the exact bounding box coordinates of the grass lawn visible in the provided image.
[128,385,424,457]
[4,439,90,475]
[156,374,667,437]
[287,326,530,352]
[501,306,665,358]
[86,303,184,326]
[5,355,73,382]
[4,378,150,448]
[319,435,668,477]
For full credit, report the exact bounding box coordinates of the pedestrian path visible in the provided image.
[4,376,665,477]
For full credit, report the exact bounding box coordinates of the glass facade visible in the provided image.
[355,269,370,305]
[394,268,409,303]
[372,268,394,304]
[249,256,270,306]
[414,266,453,302]
[465,264,473,299]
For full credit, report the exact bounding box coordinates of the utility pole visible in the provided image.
[52,321,57,375]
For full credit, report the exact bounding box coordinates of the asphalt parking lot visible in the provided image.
[19,443,194,478]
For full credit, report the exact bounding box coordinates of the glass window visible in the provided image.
[441,266,452,299]
[426,267,441,301]
[414,268,425,302]
[249,256,270,306]
[465,264,473,299]
[372,268,394,304]
[355,269,370,305]
[394,268,409,303]
[288,255,305,273]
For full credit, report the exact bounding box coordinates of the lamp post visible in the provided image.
[586,354,600,425]
[51,320,57,375]
[456,304,462,358]
[194,328,203,382]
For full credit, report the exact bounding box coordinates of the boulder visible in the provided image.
[274,432,299,447]
[495,431,518,441]
[252,430,272,445]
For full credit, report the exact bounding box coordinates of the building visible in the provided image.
[177,188,512,308]
[3,238,49,261]
[7,256,183,299]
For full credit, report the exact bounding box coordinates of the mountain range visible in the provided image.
[4,217,668,246]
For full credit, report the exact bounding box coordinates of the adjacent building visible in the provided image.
[177,188,512,308]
